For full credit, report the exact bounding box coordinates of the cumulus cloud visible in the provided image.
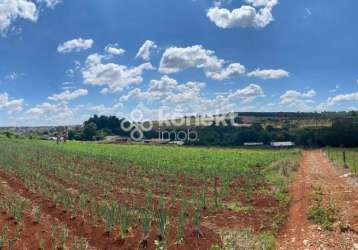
[248,68,289,79]
[24,102,78,125]
[48,88,88,102]
[206,0,278,29]
[159,45,223,74]
[0,92,24,113]
[104,44,125,56]
[0,0,38,34]
[319,92,358,109]
[136,40,157,61]
[82,53,155,93]
[159,45,245,80]
[120,75,204,103]
[279,89,316,110]
[206,63,246,80]
[228,83,265,103]
[120,74,264,119]
[57,38,94,53]
[87,102,123,116]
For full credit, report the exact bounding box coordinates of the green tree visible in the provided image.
[83,122,97,141]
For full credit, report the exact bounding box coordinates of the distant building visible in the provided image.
[168,141,185,146]
[271,141,295,148]
[243,142,264,147]
[143,138,170,144]
[104,136,130,143]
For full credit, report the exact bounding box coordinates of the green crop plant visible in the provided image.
[192,208,202,238]
[142,209,151,239]
[119,204,129,239]
[158,208,168,241]
[176,206,187,244]
[100,201,118,234]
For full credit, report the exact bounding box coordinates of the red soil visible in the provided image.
[277,150,358,250]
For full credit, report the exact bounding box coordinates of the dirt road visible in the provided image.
[277,150,358,250]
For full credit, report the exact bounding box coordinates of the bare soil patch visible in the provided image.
[277,150,358,250]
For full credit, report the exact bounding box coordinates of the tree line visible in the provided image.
[65,114,358,148]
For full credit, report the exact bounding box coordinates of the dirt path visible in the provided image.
[277,150,358,250]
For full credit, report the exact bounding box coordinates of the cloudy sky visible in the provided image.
[0,0,357,126]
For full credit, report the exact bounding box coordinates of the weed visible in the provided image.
[308,186,337,230]
[33,206,41,224]
[308,202,336,230]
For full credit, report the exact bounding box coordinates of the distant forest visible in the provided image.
[64,112,358,148]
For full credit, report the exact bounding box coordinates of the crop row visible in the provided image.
[0,139,301,249]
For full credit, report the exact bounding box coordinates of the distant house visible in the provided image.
[243,142,264,147]
[143,138,170,144]
[104,136,130,144]
[271,141,295,148]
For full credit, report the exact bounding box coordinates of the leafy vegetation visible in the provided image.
[0,138,301,248]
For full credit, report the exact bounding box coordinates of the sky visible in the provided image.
[0,0,358,126]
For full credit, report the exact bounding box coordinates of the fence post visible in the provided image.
[343,151,348,168]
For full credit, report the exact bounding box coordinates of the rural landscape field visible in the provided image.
[0,136,356,249]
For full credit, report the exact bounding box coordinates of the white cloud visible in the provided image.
[82,53,155,93]
[320,92,358,108]
[136,40,157,61]
[248,68,289,79]
[246,0,271,7]
[57,38,94,53]
[159,45,245,80]
[24,102,78,125]
[279,89,316,110]
[206,63,246,80]
[120,75,181,102]
[4,72,23,80]
[228,83,265,103]
[87,102,123,116]
[0,0,38,34]
[104,44,125,56]
[0,92,24,113]
[206,0,278,29]
[159,45,224,74]
[120,75,264,119]
[48,88,88,102]
[37,0,61,8]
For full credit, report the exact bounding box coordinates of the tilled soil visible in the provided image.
[277,150,358,250]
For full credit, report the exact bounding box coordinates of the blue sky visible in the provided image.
[0,0,358,126]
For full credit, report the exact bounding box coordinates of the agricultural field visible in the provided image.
[0,139,301,249]
[325,148,358,176]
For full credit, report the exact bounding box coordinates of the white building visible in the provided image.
[271,141,295,148]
